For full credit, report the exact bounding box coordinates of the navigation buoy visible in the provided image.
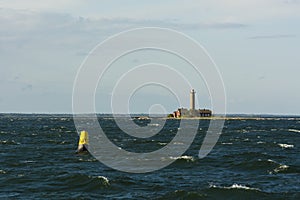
[76,130,89,153]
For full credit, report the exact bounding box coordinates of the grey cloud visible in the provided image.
[283,0,300,4]
[248,34,296,40]
[21,84,33,91]
[0,8,247,39]
[88,17,247,30]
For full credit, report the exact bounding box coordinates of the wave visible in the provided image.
[204,183,269,199]
[230,158,292,174]
[272,164,289,174]
[0,140,20,145]
[54,173,110,189]
[267,159,291,174]
[78,158,98,162]
[158,142,167,146]
[170,155,195,162]
[147,123,161,127]
[278,143,294,149]
[95,176,110,186]
[210,183,261,191]
[266,159,277,164]
[20,160,37,164]
[157,190,205,199]
[288,129,300,133]
[172,142,184,145]
[158,185,269,200]
[221,142,233,145]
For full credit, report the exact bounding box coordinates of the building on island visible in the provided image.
[171,89,212,118]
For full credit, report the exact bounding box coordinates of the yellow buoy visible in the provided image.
[76,130,89,153]
[79,130,89,145]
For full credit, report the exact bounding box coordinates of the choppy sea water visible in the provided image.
[0,114,299,199]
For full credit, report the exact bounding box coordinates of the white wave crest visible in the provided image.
[210,183,260,191]
[267,159,290,174]
[97,176,110,186]
[147,123,160,127]
[221,142,233,145]
[274,164,289,173]
[267,159,277,163]
[170,155,195,162]
[173,142,184,145]
[158,142,167,146]
[288,129,300,133]
[278,143,294,149]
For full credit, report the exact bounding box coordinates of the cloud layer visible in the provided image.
[0,1,299,114]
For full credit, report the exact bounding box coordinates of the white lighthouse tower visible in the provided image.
[190,89,195,111]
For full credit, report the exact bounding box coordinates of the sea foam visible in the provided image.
[278,143,294,149]
[210,183,260,191]
[97,176,110,186]
[288,129,300,133]
[170,155,195,162]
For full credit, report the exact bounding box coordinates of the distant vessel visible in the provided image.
[170,89,212,118]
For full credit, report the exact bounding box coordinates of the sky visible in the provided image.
[0,0,299,115]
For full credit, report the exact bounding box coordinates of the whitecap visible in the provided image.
[278,143,294,149]
[210,183,260,191]
[257,141,265,144]
[0,170,6,174]
[147,123,160,127]
[267,159,277,164]
[20,160,36,163]
[97,176,110,186]
[221,142,233,145]
[79,158,97,162]
[158,142,167,146]
[173,142,184,145]
[273,164,289,173]
[170,155,195,162]
[288,129,300,133]
[229,184,260,191]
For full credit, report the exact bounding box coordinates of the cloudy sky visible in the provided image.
[0,0,299,114]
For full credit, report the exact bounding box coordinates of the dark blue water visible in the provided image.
[0,114,299,199]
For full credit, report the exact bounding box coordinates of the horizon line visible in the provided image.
[0,112,299,117]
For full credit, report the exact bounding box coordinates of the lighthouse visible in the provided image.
[171,89,212,118]
[190,89,195,111]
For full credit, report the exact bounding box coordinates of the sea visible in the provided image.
[0,114,299,199]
